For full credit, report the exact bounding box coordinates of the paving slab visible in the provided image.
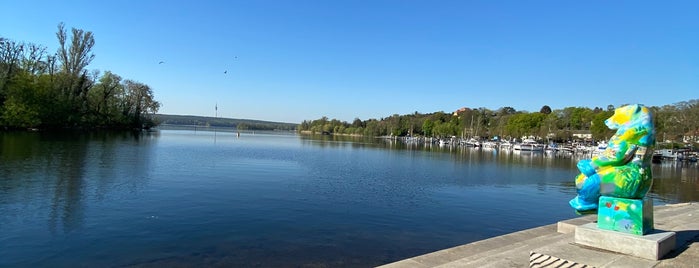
[436,232,567,267]
[529,251,591,268]
[558,215,596,234]
[377,203,698,268]
[532,239,628,267]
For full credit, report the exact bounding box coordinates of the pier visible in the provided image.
[378,202,698,267]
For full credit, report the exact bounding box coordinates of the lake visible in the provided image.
[1,129,697,267]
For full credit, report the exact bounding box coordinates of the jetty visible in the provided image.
[378,202,698,267]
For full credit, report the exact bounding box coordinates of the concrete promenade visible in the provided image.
[378,202,698,268]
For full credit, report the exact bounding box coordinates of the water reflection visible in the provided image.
[0,131,157,234]
[297,134,699,205]
[651,161,699,204]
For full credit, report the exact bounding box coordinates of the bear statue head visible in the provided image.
[604,104,655,147]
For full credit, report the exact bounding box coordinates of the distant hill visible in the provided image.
[155,114,297,131]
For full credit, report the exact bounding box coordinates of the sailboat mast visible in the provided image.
[469,114,474,138]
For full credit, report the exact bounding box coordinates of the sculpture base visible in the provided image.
[597,196,653,235]
[575,223,675,260]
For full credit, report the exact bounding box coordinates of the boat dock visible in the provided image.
[378,202,698,267]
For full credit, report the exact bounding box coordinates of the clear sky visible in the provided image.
[2,1,697,123]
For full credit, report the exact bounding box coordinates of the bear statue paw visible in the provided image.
[569,196,598,213]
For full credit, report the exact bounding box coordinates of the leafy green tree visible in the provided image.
[56,22,95,76]
[0,38,28,107]
[498,106,516,116]
[89,71,123,124]
[386,114,402,136]
[590,110,614,141]
[422,119,434,137]
[299,120,310,131]
[506,112,546,138]
[2,97,40,127]
[55,22,96,124]
[674,100,699,142]
[540,105,552,114]
[121,80,160,128]
[539,112,558,140]
[364,119,380,136]
[351,118,363,128]
[491,114,510,138]
[432,120,457,137]
[1,72,41,127]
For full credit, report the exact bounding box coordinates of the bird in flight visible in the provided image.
[224,70,228,74]
[158,61,165,64]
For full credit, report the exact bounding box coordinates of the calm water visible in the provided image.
[1,129,697,267]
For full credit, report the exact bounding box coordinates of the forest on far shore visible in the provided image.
[299,101,699,144]
[156,114,296,131]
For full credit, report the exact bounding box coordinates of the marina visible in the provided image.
[390,135,699,163]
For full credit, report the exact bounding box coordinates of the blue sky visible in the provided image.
[2,1,697,123]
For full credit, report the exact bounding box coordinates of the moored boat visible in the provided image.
[465,138,481,147]
[514,139,544,151]
[482,141,497,148]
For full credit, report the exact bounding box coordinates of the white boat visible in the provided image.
[656,149,678,160]
[595,141,608,155]
[597,141,607,150]
[499,140,513,150]
[558,144,574,153]
[513,139,544,151]
[657,148,691,161]
[465,138,481,147]
[482,141,497,148]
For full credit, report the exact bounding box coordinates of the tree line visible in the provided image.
[299,101,699,144]
[155,114,296,131]
[0,23,160,130]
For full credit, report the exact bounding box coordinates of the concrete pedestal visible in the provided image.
[575,223,676,260]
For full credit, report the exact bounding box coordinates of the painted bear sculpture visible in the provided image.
[569,104,656,213]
